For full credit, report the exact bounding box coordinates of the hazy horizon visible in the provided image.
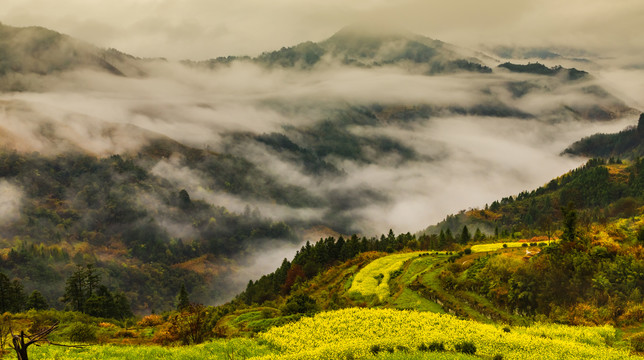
[1,0,643,62]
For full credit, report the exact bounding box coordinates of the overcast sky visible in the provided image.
[1,0,643,60]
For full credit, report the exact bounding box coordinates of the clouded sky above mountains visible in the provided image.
[1,0,642,60]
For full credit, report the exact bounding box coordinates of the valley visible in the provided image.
[0,7,642,358]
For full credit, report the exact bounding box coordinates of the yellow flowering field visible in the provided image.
[256,308,636,360]
[348,252,423,301]
[471,240,556,253]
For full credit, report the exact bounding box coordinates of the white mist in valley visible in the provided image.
[0,62,640,237]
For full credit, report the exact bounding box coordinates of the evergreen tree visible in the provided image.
[176,284,190,311]
[460,225,471,244]
[561,204,577,244]
[86,285,115,318]
[474,228,484,242]
[439,229,446,248]
[445,228,454,244]
[85,264,100,298]
[113,292,133,319]
[62,265,88,312]
[0,274,25,313]
[9,280,25,313]
[26,290,49,310]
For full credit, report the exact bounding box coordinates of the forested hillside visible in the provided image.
[564,114,644,159]
[234,158,644,330]
[0,142,299,312]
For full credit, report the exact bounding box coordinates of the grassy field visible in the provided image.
[348,252,424,301]
[30,338,272,360]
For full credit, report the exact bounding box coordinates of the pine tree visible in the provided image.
[176,284,190,311]
[85,264,100,298]
[474,228,484,242]
[460,225,471,244]
[63,265,88,312]
[26,290,49,310]
[439,229,446,248]
[113,292,133,319]
[562,204,577,244]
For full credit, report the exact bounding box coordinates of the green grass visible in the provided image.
[392,288,444,313]
[30,338,274,359]
[400,255,444,285]
[231,310,265,325]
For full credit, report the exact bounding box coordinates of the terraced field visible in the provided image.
[348,252,425,301]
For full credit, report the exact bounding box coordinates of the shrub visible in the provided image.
[521,243,528,247]
[151,323,178,345]
[114,329,137,338]
[632,332,644,352]
[427,341,445,352]
[67,322,98,343]
[137,314,164,327]
[167,304,212,345]
[455,341,477,354]
[417,343,428,351]
[282,293,319,315]
[502,326,511,333]
[370,345,382,354]
[502,244,508,248]
[463,248,472,255]
[493,355,504,360]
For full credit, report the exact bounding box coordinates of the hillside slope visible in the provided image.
[0,23,145,90]
[564,114,644,159]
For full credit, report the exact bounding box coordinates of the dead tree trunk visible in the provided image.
[11,332,28,360]
[10,324,59,360]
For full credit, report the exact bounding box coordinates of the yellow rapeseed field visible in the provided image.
[256,308,634,360]
[348,252,423,301]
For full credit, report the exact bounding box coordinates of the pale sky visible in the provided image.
[1,0,643,60]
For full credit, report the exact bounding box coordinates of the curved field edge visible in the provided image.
[348,252,426,301]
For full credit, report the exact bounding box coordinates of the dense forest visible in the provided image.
[0,143,299,312]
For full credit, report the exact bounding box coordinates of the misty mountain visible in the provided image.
[498,62,588,80]
[563,113,644,159]
[193,24,492,74]
[0,145,308,312]
[0,23,145,91]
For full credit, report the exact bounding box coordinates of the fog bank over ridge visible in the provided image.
[1,0,643,62]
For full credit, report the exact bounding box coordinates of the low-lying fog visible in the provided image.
[0,54,642,301]
[0,61,639,236]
